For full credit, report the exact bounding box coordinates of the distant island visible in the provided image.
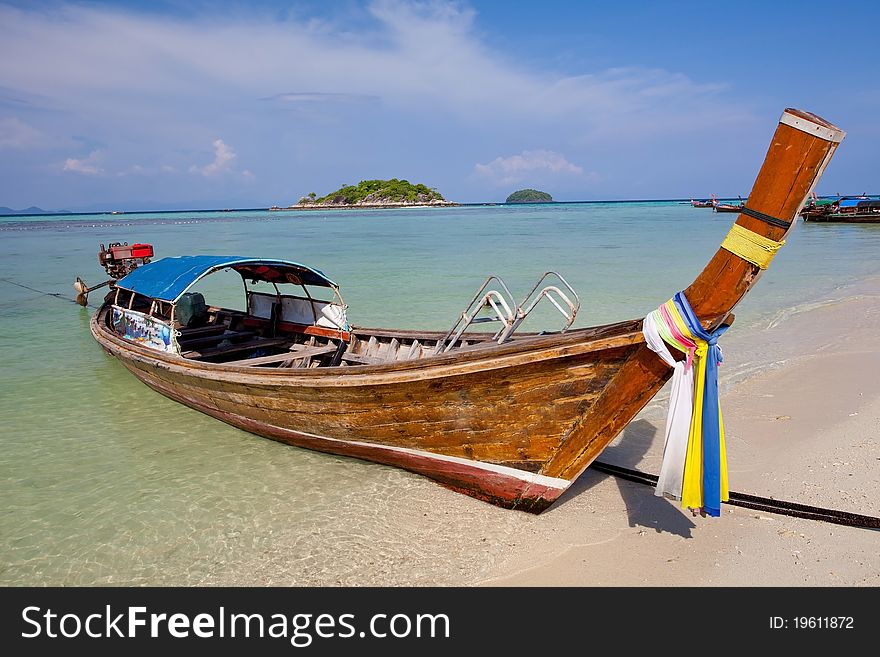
[0,206,71,215]
[506,189,553,203]
[273,179,458,210]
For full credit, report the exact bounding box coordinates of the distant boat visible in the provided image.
[77,108,843,513]
[802,196,880,223]
[690,198,713,208]
[799,191,837,220]
[712,195,745,213]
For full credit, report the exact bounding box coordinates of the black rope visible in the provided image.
[590,460,880,531]
[0,278,89,306]
[740,205,792,230]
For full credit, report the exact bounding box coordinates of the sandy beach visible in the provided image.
[184,275,880,589]
[471,276,880,586]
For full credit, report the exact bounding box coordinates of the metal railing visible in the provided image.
[436,271,580,353]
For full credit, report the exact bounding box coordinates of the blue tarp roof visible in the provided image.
[115,255,337,302]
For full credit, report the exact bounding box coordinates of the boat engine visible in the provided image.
[98,242,154,279]
[74,242,154,306]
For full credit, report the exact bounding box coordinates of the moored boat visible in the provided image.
[801,196,880,222]
[799,191,837,220]
[712,195,746,213]
[81,109,844,513]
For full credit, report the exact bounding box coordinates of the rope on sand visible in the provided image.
[590,460,880,531]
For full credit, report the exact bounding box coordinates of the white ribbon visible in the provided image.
[643,313,694,500]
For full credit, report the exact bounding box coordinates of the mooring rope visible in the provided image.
[590,460,880,531]
[0,278,93,306]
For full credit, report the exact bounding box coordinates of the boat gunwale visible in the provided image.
[91,304,644,386]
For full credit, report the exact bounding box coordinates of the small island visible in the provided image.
[505,189,553,203]
[0,206,71,215]
[274,179,458,210]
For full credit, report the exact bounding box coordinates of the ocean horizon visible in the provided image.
[7,194,874,218]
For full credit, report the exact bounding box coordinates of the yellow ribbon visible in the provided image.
[681,339,708,509]
[664,300,730,511]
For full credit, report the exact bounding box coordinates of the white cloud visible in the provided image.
[0,1,759,203]
[62,150,103,175]
[0,1,743,135]
[474,150,585,186]
[270,92,379,105]
[190,139,236,177]
[0,117,42,148]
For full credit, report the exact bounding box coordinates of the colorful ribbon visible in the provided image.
[645,291,730,517]
[674,292,730,516]
[643,313,694,502]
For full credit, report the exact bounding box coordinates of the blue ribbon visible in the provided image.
[673,292,730,517]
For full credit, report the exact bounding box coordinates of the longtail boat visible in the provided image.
[82,109,843,513]
[712,195,746,213]
[801,197,880,223]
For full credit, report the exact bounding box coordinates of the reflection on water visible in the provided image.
[1,204,879,585]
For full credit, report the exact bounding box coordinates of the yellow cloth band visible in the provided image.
[720,223,785,270]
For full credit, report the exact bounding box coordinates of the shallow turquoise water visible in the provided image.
[1,203,879,585]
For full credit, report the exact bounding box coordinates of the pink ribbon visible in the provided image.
[659,303,697,370]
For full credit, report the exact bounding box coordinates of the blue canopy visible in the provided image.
[115,255,337,303]
[839,199,863,208]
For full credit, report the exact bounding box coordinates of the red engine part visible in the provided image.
[98,242,154,279]
[103,243,153,260]
[130,243,154,259]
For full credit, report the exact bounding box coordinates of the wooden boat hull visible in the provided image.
[802,213,880,223]
[92,310,646,511]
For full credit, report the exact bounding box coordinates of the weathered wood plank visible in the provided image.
[340,352,385,365]
[177,330,255,348]
[224,344,336,367]
[183,337,289,359]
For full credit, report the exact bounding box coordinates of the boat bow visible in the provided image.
[537,109,845,494]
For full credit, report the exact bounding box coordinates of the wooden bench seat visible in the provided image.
[177,330,255,349]
[176,323,228,338]
[183,337,290,360]
[223,344,337,367]
[340,352,385,365]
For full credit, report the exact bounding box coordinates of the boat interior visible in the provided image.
[101,258,601,369]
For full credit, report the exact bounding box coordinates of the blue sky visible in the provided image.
[1,0,877,211]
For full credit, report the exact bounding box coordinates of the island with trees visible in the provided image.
[505,189,554,203]
[273,179,458,210]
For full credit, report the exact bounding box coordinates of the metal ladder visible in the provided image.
[435,271,580,353]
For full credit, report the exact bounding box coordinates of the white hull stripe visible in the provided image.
[272,424,572,491]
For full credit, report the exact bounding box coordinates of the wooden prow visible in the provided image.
[686,109,844,328]
[536,109,844,491]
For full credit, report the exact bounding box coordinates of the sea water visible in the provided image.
[1,203,879,585]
